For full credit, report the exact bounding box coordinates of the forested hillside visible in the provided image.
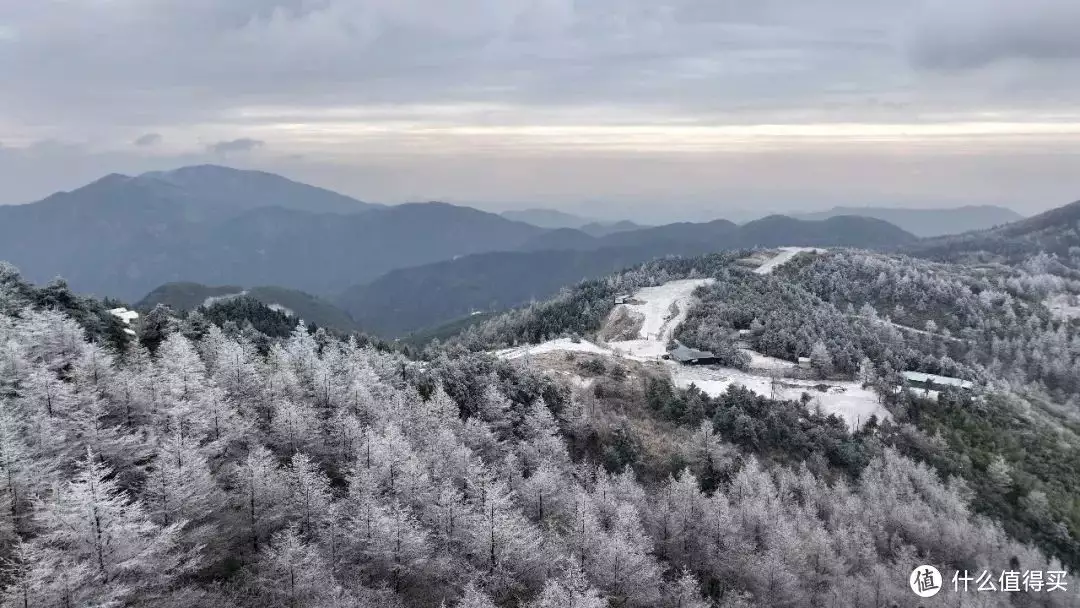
[139,282,359,332]
[340,217,917,338]
[906,200,1080,269]
[2,256,1074,607]
[450,247,1080,574]
[791,205,1022,237]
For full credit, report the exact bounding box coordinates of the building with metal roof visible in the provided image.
[667,344,721,365]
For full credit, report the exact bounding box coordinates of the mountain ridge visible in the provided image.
[136,281,359,331]
[790,204,1023,237]
[903,198,1080,267]
[0,168,549,300]
[339,215,917,336]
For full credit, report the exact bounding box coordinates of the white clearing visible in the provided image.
[606,278,715,362]
[494,338,612,360]
[622,279,716,342]
[740,349,797,371]
[1046,294,1080,321]
[669,365,890,430]
[495,265,889,430]
[754,247,825,275]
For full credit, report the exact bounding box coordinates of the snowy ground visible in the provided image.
[740,349,797,371]
[266,303,296,317]
[494,266,889,430]
[754,247,826,275]
[1046,294,1080,321]
[202,291,247,307]
[495,337,613,360]
[606,278,715,362]
[849,314,967,344]
[620,279,715,341]
[669,364,890,430]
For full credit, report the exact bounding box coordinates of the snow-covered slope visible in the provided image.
[494,338,613,360]
[621,279,715,341]
[669,365,889,430]
[754,247,825,275]
[493,272,889,430]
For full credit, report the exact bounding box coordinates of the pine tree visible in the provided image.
[25,451,193,603]
[286,452,332,537]
[456,581,497,608]
[256,526,343,608]
[234,445,288,552]
[143,427,222,528]
[529,564,607,608]
[0,406,44,536]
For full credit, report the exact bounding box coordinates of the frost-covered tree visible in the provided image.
[255,526,344,608]
[529,564,607,608]
[272,399,321,455]
[234,445,289,552]
[809,341,833,378]
[17,451,193,604]
[455,582,497,608]
[286,452,333,537]
[0,407,38,536]
[144,428,222,528]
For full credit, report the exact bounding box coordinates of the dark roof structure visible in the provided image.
[668,344,718,363]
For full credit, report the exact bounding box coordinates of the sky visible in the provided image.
[2,0,1080,223]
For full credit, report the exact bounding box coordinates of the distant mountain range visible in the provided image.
[514,214,916,253]
[10,164,1050,339]
[500,208,593,229]
[0,166,546,300]
[503,204,1023,238]
[338,215,917,336]
[789,205,1023,237]
[136,282,358,332]
[905,199,1080,266]
[501,208,647,236]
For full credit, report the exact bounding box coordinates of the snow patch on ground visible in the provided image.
[494,274,888,430]
[670,364,890,430]
[494,338,613,360]
[1046,294,1080,321]
[203,291,247,308]
[740,349,796,371]
[266,303,296,317]
[896,386,941,401]
[608,339,667,361]
[619,279,715,342]
[754,247,825,275]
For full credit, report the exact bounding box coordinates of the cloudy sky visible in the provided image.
[1,0,1079,222]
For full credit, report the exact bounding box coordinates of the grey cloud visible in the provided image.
[1,0,1080,215]
[0,0,915,130]
[133,133,163,147]
[4,0,1076,133]
[908,0,1080,69]
[207,138,265,154]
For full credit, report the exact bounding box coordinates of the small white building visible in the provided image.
[614,294,631,305]
[797,357,812,369]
